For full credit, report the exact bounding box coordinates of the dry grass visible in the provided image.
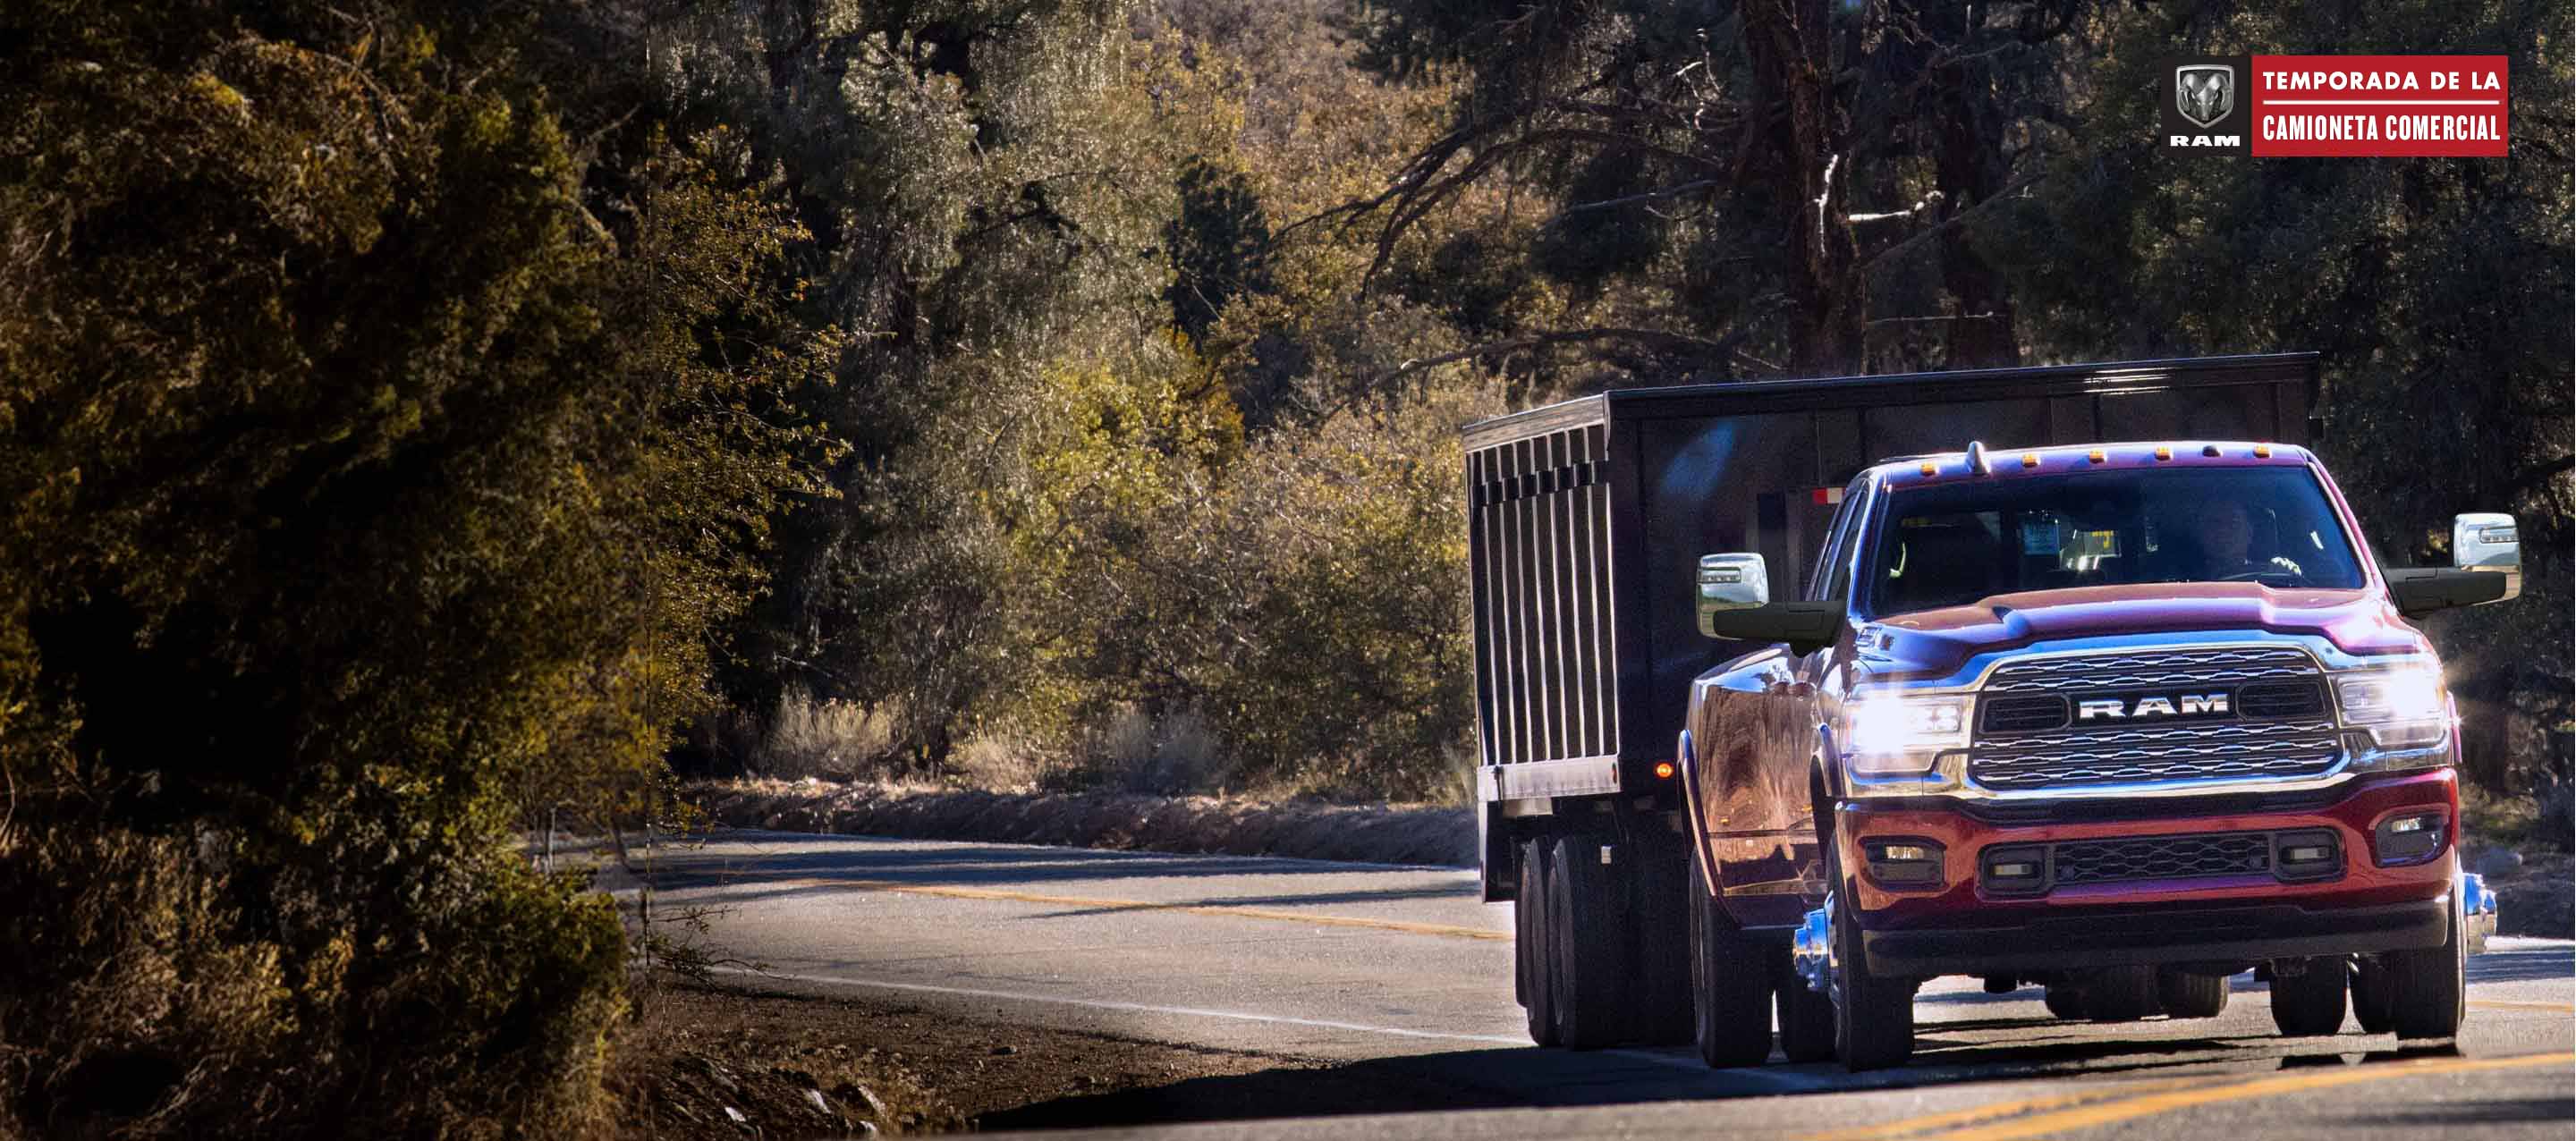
[689,780,1476,867]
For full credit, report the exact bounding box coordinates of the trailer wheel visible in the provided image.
[1773,948,1836,1063]
[1548,834,1634,1049]
[1629,835,1696,1046]
[2085,966,2161,1022]
[2350,957,2395,1034]
[2267,957,2348,1036]
[1517,836,1558,1046]
[1826,849,1914,1071]
[2156,968,2231,1019]
[1688,851,1775,1068]
[2041,986,2088,1020]
[2382,893,2466,1040]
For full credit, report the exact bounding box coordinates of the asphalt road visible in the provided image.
[632,829,2574,1139]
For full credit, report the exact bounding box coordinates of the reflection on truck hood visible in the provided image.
[1860,583,2424,679]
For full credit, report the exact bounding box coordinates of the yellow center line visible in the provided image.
[773,876,1512,941]
[2470,999,2576,1013]
[1794,1073,2240,1141]
[1914,1051,2575,1141]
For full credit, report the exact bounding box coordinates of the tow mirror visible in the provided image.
[2452,512,2521,598]
[1697,553,1769,626]
[2385,513,2521,618]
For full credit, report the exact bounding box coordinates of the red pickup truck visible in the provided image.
[1466,356,2517,1071]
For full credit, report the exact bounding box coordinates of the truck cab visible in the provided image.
[1689,441,2518,1068]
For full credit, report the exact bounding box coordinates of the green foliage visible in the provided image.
[0,0,831,1133]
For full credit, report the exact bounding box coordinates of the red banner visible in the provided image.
[2249,55,2510,157]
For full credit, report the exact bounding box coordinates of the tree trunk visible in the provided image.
[1742,0,1861,374]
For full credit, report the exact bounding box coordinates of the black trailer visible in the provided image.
[1463,353,2320,900]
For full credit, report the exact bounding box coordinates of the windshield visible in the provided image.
[1860,466,2367,615]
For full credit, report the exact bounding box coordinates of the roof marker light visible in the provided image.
[2088,449,2106,463]
[2021,452,2038,469]
[2155,445,2173,461]
[1919,461,1937,477]
[2255,443,2274,458]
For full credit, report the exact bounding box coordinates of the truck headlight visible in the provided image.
[2334,662,2450,750]
[1843,694,1970,775]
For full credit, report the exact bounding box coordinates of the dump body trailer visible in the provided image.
[1465,354,2321,900]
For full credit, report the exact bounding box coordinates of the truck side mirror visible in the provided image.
[1697,553,1769,631]
[2452,511,2521,599]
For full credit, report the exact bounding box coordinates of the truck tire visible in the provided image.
[1688,850,1775,1068]
[2382,894,2466,1040]
[2267,957,2348,1036]
[2042,986,2088,1019]
[1828,854,1915,1071]
[1518,836,1558,1046]
[2156,968,2231,1019]
[2085,966,2161,1022]
[2351,957,2396,1034]
[1774,948,1836,1063]
[1630,835,1697,1046]
[1548,834,1634,1049]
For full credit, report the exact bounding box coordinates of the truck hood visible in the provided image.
[1860,583,2425,680]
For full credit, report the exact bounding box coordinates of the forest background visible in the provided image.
[2,0,2566,1135]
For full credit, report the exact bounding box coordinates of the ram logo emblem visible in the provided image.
[2077,693,2229,721]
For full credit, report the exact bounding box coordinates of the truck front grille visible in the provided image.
[2052,833,2273,884]
[1969,647,2342,791]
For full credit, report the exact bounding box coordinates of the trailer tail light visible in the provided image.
[1862,838,1945,888]
[1811,486,1845,505]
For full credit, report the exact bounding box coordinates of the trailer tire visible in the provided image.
[1548,835,1633,1049]
[1688,851,1775,1068]
[2085,966,2161,1022]
[2383,894,2466,1041]
[2267,957,2348,1036]
[1774,948,1836,1063]
[2042,986,2088,1020]
[1630,835,1696,1046]
[2156,968,2231,1019]
[1517,836,1558,1046]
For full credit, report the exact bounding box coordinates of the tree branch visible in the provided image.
[1376,326,1750,385]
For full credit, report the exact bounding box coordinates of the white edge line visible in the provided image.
[710,966,1530,1046]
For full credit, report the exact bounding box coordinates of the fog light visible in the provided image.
[1980,845,2049,894]
[2274,830,2343,881]
[2374,811,2447,866]
[1862,838,1945,888]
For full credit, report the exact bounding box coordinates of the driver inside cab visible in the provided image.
[2193,497,2303,580]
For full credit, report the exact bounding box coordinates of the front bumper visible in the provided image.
[1837,769,2461,978]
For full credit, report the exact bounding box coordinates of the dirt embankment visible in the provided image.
[688,780,1478,867]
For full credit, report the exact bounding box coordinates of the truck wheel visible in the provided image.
[1548,834,1634,1049]
[1688,851,1775,1068]
[1828,864,1915,1071]
[1518,836,1558,1046]
[1773,948,1836,1063]
[2156,968,2231,1019]
[2267,957,2348,1036]
[2382,893,2466,1040]
[1630,835,1696,1046]
[2084,966,2161,1022]
[2351,957,2396,1034]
